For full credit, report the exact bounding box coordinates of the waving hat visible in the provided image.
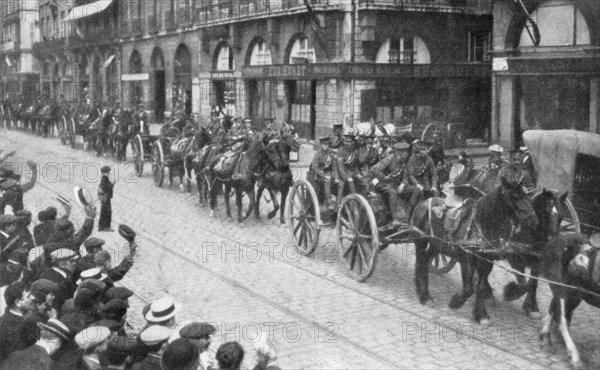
[118,224,136,243]
[53,194,71,207]
[73,186,93,208]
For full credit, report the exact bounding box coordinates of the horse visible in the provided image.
[108,110,135,162]
[503,189,570,318]
[207,136,270,225]
[254,124,300,225]
[412,178,539,323]
[186,126,213,199]
[539,233,600,368]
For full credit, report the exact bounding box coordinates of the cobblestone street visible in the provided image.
[2,129,599,369]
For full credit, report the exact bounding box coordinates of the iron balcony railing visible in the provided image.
[358,0,491,13]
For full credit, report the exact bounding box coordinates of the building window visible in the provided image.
[290,37,315,64]
[468,32,491,62]
[216,44,233,70]
[250,40,272,66]
[520,0,590,47]
[376,36,430,64]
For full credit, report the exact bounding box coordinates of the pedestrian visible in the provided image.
[98,166,114,232]
[0,281,38,362]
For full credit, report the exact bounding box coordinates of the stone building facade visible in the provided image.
[491,0,600,149]
[29,0,493,140]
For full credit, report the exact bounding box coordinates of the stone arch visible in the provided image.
[244,36,274,66]
[284,33,316,64]
[174,43,193,114]
[213,41,233,70]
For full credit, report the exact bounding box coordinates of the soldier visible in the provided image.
[134,103,149,135]
[261,118,278,142]
[487,144,507,170]
[336,133,367,207]
[405,140,438,214]
[329,123,343,151]
[242,118,254,141]
[310,136,337,211]
[496,149,534,191]
[520,146,537,188]
[357,134,379,178]
[370,142,411,226]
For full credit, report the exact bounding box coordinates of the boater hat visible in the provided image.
[145,297,183,323]
[77,267,108,285]
[488,144,504,153]
[73,186,93,208]
[38,319,71,341]
[53,194,71,207]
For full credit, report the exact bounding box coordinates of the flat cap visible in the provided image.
[50,248,79,263]
[140,325,173,346]
[14,210,31,219]
[104,287,134,301]
[75,326,111,350]
[78,279,106,294]
[107,336,137,357]
[162,338,199,369]
[55,219,74,233]
[179,322,216,340]
[83,237,105,252]
[37,209,49,222]
[102,299,129,318]
[118,224,136,243]
[30,279,59,300]
[392,142,410,151]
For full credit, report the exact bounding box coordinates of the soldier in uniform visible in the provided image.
[357,134,379,178]
[242,119,254,141]
[310,137,337,211]
[404,140,438,215]
[336,133,367,207]
[496,149,535,191]
[328,123,343,151]
[370,142,411,226]
[261,118,278,142]
[134,103,149,135]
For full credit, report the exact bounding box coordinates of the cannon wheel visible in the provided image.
[285,179,320,256]
[60,117,68,145]
[152,141,165,187]
[336,193,379,282]
[69,118,77,148]
[183,154,194,193]
[132,134,145,177]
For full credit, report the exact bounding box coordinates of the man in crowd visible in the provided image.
[0,214,23,263]
[98,166,114,232]
[24,279,59,326]
[0,281,38,362]
[370,142,411,226]
[38,248,79,310]
[132,325,173,370]
[496,149,535,192]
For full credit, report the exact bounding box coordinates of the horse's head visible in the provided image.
[532,189,569,239]
[498,177,539,230]
[265,139,289,170]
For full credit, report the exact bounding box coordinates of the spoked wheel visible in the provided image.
[285,179,320,256]
[561,197,580,233]
[152,141,165,187]
[133,135,145,177]
[336,193,379,282]
[429,253,457,275]
[60,117,68,145]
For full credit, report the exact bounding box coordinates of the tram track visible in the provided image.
[3,129,569,368]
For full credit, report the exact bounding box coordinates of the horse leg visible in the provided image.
[414,239,434,304]
[522,263,541,319]
[243,186,255,223]
[224,184,232,220]
[556,297,584,368]
[209,181,219,217]
[278,187,289,226]
[254,184,264,219]
[236,188,245,225]
[504,260,529,301]
[539,297,556,349]
[196,172,204,205]
[449,254,475,310]
[267,188,280,221]
[472,260,494,324]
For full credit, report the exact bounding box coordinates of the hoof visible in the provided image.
[449,294,465,309]
[254,212,260,219]
[418,293,433,305]
[527,311,542,320]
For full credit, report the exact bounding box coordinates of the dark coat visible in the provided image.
[33,222,55,247]
[98,176,113,203]
[38,268,76,311]
[1,344,53,370]
[131,353,162,370]
[0,310,37,362]
[51,341,88,370]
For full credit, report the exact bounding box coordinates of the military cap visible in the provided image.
[50,248,79,263]
[0,214,19,227]
[488,144,504,153]
[332,123,343,128]
[104,287,134,301]
[392,142,410,151]
[30,279,59,302]
[84,237,105,252]
[77,267,108,285]
[38,319,71,341]
[106,335,137,357]
[118,224,136,243]
[179,322,216,340]
[140,325,173,346]
[75,326,111,350]
[100,166,111,174]
[318,136,330,143]
[343,133,355,139]
[102,299,129,319]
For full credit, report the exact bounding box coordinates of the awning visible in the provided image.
[65,0,114,21]
[103,55,115,69]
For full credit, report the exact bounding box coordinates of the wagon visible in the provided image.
[130,130,158,178]
[150,132,195,190]
[59,113,86,148]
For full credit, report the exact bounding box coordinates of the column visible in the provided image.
[491,73,514,149]
[590,78,598,134]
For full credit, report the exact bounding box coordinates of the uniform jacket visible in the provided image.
[406,154,438,190]
[310,150,336,178]
[336,147,358,182]
[370,154,407,188]
[357,146,379,177]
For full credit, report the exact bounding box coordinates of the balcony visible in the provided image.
[147,15,158,34]
[358,0,491,14]
[194,0,339,25]
[165,10,176,31]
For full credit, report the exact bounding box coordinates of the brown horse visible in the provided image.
[539,233,600,369]
[413,178,539,323]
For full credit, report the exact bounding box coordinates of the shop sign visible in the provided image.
[211,70,235,80]
[507,57,600,75]
[242,63,490,79]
